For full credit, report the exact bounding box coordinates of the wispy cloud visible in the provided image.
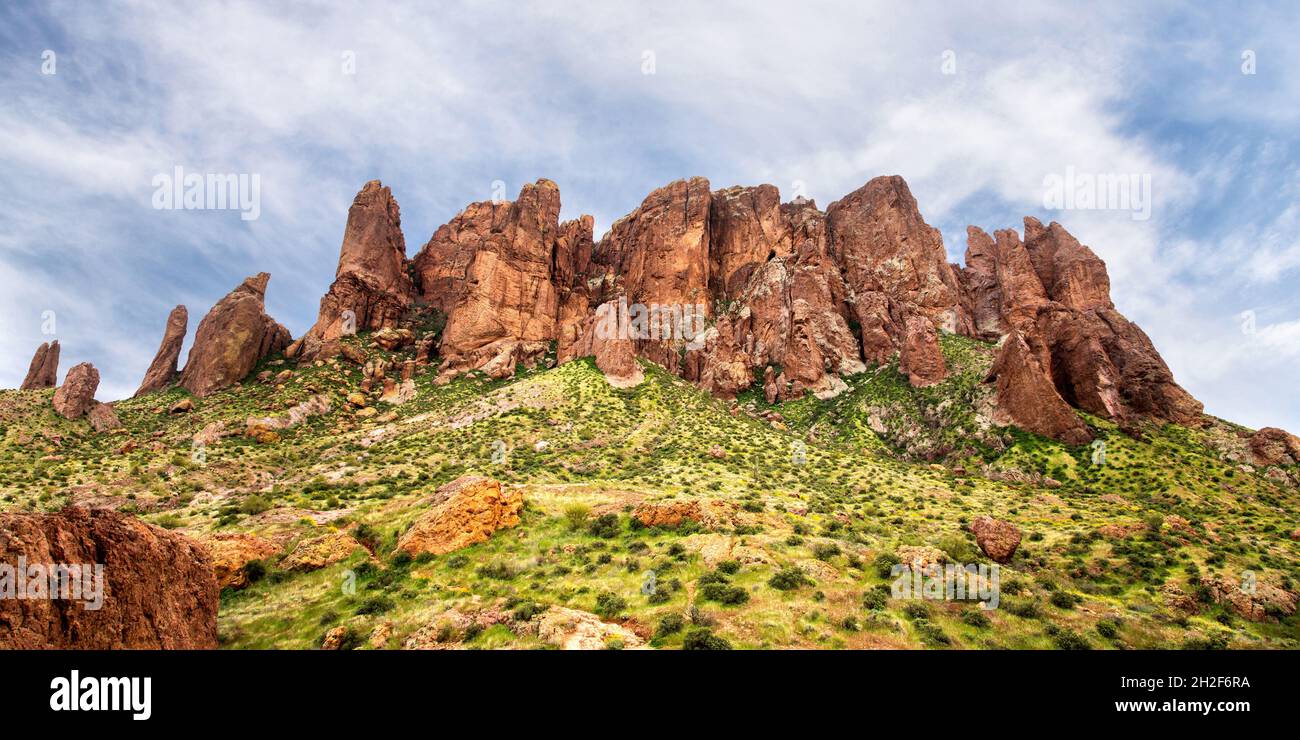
[1,0,1297,431]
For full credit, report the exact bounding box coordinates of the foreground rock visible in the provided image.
[534,606,646,650]
[0,507,218,649]
[179,273,292,397]
[970,515,1022,563]
[1199,575,1297,622]
[293,181,414,361]
[397,476,522,556]
[20,340,60,390]
[134,305,188,396]
[52,362,99,420]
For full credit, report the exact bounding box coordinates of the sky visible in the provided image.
[0,0,1297,432]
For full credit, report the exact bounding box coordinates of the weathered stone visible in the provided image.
[396,476,522,556]
[179,273,291,397]
[135,305,188,396]
[20,340,60,390]
[0,507,218,649]
[52,362,99,420]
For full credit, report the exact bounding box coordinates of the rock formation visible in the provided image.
[52,362,99,420]
[396,475,522,556]
[1249,427,1300,467]
[292,181,414,361]
[87,401,122,433]
[134,305,188,396]
[970,515,1022,563]
[414,180,572,379]
[199,533,280,590]
[20,340,59,390]
[966,217,1202,441]
[0,507,218,649]
[330,175,1203,442]
[178,273,292,397]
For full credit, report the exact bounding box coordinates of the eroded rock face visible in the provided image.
[1199,575,1297,622]
[417,180,567,379]
[281,531,363,572]
[52,362,99,420]
[898,314,946,387]
[592,178,713,372]
[1248,427,1300,467]
[985,331,1093,445]
[968,217,1201,442]
[295,181,414,361]
[970,515,1022,564]
[20,340,60,390]
[179,273,292,398]
[134,305,188,396]
[0,507,218,649]
[396,475,522,556]
[826,176,971,362]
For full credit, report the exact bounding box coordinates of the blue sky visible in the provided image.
[1,1,1297,432]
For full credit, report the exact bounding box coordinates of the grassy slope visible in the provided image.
[1,332,1297,649]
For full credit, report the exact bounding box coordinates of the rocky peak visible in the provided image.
[292,180,414,360]
[52,362,99,420]
[134,305,188,396]
[20,339,60,390]
[179,272,291,397]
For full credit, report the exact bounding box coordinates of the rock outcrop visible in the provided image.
[396,475,522,556]
[533,606,646,650]
[1248,427,1300,467]
[970,515,1022,563]
[0,507,218,649]
[325,175,1202,444]
[415,180,571,379]
[178,273,292,398]
[87,401,122,433]
[292,181,414,361]
[134,305,188,396]
[52,362,99,420]
[966,217,1202,442]
[20,340,60,390]
[199,533,280,590]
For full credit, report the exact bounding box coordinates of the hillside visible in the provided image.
[3,326,1297,649]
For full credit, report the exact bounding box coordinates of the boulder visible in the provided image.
[281,531,365,572]
[52,362,99,420]
[20,340,60,390]
[87,401,122,433]
[396,476,522,556]
[631,500,733,529]
[533,606,646,650]
[179,273,291,397]
[970,515,1022,563]
[0,507,218,649]
[134,305,188,396]
[199,533,280,589]
[1248,427,1300,467]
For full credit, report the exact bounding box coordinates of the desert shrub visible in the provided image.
[563,503,591,531]
[594,591,627,619]
[961,609,991,628]
[768,566,811,591]
[655,613,685,638]
[588,514,621,539]
[862,585,889,610]
[1052,629,1091,650]
[700,582,749,605]
[682,628,732,650]
[1095,619,1119,639]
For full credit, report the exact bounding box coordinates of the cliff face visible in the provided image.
[319,174,1201,443]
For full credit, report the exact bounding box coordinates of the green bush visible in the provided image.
[682,628,732,650]
[768,566,811,591]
